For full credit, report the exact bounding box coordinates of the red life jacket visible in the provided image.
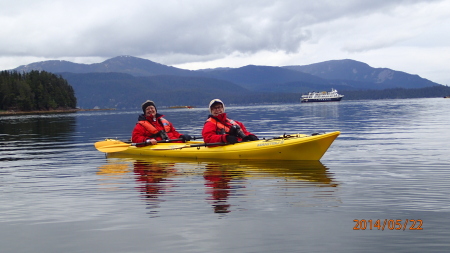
[206,117,238,134]
[138,118,171,135]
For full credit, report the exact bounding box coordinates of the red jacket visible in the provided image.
[202,113,253,143]
[132,114,182,143]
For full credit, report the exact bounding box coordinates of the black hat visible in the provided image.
[141,100,157,113]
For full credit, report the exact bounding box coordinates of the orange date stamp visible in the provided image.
[353,219,423,230]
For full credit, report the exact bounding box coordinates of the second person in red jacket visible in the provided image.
[202,99,258,144]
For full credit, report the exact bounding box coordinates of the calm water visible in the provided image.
[1,98,449,253]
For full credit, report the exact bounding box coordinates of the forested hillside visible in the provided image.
[0,71,77,111]
[284,59,439,89]
[61,72,252,109]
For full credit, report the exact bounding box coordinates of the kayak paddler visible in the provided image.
[202,99,258,144]
[131,100,192,145]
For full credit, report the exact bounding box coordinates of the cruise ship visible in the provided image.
[301,88,344,103]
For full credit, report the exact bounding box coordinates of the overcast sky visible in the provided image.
[1,0,449,84]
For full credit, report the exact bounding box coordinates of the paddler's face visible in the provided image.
[145,105,156,117]
[210,103,224,116]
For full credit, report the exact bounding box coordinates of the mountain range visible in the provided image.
[12,55,446,109]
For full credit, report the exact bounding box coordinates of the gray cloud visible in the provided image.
[1,0,440,58]
[0,0,449,84]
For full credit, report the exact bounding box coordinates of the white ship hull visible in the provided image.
[301,89,344,103]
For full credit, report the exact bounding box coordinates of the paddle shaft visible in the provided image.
[95,138,185,153]
[150,141,237,150]
[95,137,190,149]
[189,142,228,147]
[132,138,184,146]
[95,139,229,153]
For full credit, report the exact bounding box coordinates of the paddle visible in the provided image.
[96,141,231,153]
[95,138,184,153]
[95,136,202,149]
[150,142,230,150]
[94,140,130,149]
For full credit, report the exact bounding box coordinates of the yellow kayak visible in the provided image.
[95,131,339,161]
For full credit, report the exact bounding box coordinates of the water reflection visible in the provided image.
[203,163,245,214]
[300,102,340,119]
[97,157,179,217]
[99,154,339,215]
[97,162,132,181]
[0,113,77,162]
[0,113,76,140]
[133,159,178,216]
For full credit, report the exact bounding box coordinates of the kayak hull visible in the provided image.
[102,131,340,161]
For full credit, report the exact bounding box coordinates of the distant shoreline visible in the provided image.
[0,108,116,116]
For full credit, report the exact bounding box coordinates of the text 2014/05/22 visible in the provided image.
[353,219,423,230]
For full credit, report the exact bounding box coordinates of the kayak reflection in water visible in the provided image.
[132,100,193,145]
[202,99,259,144]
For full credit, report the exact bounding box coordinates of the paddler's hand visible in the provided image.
[243,134,259,141]
[180,135,192,142]
[226,135,238,144]
[146,138,157,145]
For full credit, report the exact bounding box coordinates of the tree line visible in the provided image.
[0,70,77,111]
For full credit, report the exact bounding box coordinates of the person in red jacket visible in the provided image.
[132,100,192,145]
[202,99,258,144]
